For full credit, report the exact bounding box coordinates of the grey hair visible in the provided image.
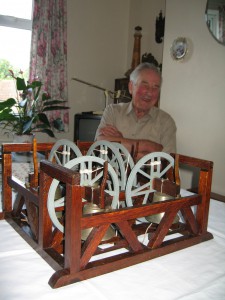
[129,62,162,84]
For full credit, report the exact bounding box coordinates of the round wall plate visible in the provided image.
[170,37,188,61]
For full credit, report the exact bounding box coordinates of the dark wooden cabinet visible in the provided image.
[114,78,131,103]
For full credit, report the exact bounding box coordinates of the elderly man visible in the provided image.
[95,62,176,160]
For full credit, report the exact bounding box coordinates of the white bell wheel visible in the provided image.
[87,140,126,191]
[48,139,82,166]
[47,155,120,232]
[112,142,135,190]
[125,152,175,208]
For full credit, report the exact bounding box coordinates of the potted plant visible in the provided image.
[0,70,69,140]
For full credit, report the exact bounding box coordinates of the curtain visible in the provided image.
[29,0,69,132]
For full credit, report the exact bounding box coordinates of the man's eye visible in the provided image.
[140,83,149,88]
[140,83,159,91]
[152,85,160,90]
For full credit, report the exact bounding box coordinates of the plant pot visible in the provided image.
[13,134,35,143]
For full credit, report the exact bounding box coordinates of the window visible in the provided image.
[0,0,33,99]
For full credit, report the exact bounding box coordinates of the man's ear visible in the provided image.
[128,81,133,94]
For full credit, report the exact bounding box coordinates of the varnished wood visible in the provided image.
[2,152,12,212]
[174,154,181,186]
[180,205,199,235]
[125,26,142,77]
[80,224,110,270]
[76,140,93,155]
[1,143,214,289]
[1,142,54,216]
[49,232,213,288]
[152,177,180,197]
[2,142,55,153]
[31,138,39,188]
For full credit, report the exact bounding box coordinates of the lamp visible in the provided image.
[72,77,131,110]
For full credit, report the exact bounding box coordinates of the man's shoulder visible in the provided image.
[151,106,176,128]
[107,102,131,113]
[152,106,174,120]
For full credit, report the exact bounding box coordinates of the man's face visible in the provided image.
[129,69,161,113]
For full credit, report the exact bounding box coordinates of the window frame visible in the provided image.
[0,14,32,31]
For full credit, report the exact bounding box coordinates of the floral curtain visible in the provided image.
[29,0,69,132]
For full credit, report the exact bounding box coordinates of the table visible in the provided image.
[0,198,224,300]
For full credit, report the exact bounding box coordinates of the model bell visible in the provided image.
[81,202,116,241]
[145,192,180,224]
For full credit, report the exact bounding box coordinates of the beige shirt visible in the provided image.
[95,102,177,153]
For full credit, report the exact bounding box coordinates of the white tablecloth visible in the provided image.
[0,199,225,300]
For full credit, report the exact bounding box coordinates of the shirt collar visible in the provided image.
[126,101,158,118]
[126,101,133,115]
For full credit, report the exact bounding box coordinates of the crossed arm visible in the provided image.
[96,124,163,161]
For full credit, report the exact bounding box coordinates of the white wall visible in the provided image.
[66,0,165,143]
[66,0,130,142]
[127,0,165,68]
[160,0,225,195]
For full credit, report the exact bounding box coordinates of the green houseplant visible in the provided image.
[0,70,69,138]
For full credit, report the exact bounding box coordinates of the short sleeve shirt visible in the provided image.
[95,102,177,153]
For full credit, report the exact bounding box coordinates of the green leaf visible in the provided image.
[34,123,49,129]
[42,92,51,101]
[0,110,17,121]
[37,112,51,127]
[43,99,67,105]
[0,98,17,110]
[30,80,42,88]
[0,72,70,138]
[43,105,70,112]
[16,77,27,90]
[40,128,55,137]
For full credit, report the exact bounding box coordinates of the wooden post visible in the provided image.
[125,26,142,77]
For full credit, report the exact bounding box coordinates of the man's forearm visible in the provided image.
[96,135,163,159]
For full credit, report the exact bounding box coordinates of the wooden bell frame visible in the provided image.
[1,142,213,288]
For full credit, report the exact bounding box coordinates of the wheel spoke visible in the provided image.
[49,139,82,166]
[47,155,120,232]
[126,152,174,210]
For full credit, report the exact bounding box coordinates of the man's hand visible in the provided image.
[99,125,123,138]
[97,126,163,162]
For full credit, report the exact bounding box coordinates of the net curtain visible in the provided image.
[29,0,69,132]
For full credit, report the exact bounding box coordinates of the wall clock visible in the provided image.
[171,37,188,61]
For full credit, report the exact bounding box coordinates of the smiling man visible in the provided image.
[95,63,176,160]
